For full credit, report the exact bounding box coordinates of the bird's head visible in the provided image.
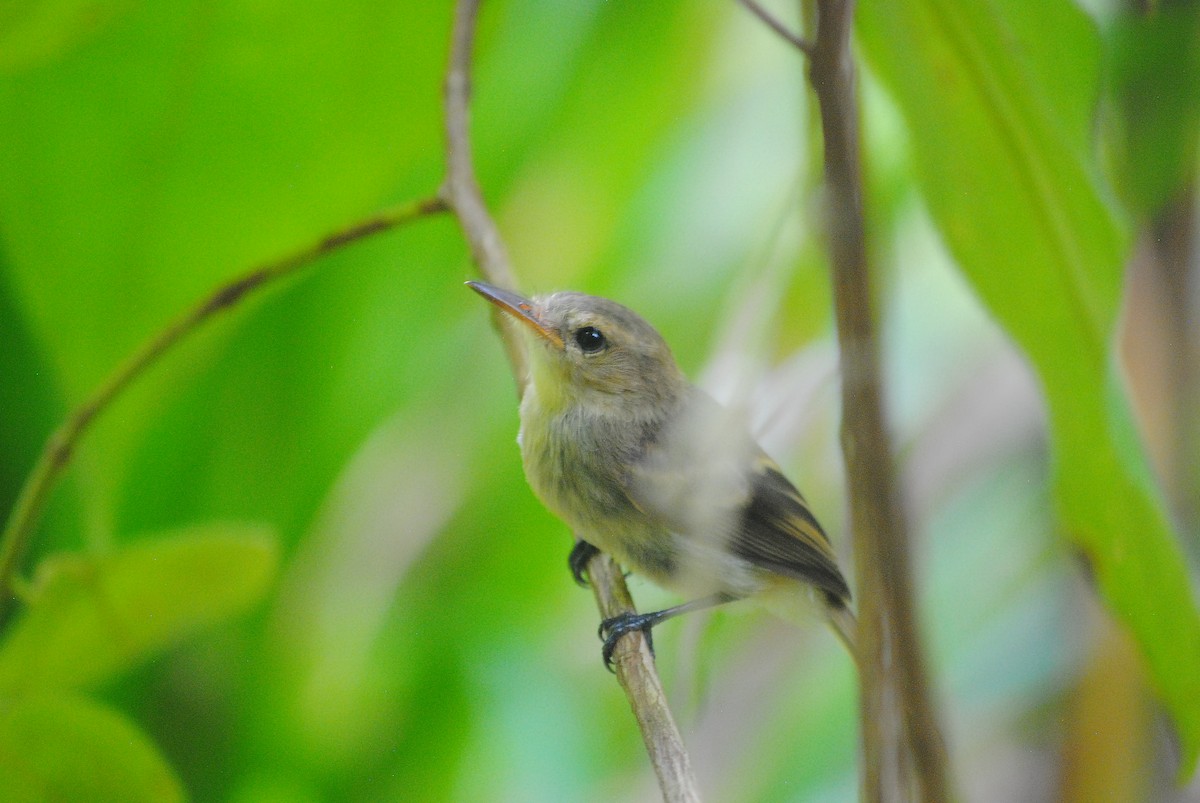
[467,281,685,414]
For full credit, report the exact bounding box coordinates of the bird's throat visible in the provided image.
[525,352,573,414]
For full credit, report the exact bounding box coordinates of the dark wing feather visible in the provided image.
[623,385,851,604]
[732,454,851,603]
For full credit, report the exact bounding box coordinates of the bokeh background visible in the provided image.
[1,0,1198,800]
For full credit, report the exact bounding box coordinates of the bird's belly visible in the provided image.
[519,412,679,584]
[519,402,774,599]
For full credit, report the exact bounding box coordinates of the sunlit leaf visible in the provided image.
[858,0,1200,773]
[0,692,183,803]
[0,524,278,693]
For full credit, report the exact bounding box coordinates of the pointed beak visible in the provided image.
[466,281,563,349]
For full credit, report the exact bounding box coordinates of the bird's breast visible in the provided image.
[519,400,632,526]
[517,393,680,581]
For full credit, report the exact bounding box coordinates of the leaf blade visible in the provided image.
[0,693,184,803]
[0,523,279,693]
[858,0,1200,773]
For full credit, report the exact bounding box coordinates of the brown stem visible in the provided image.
[439,1,700,800]
[440,0,527,395]
[807,0,949,800]
[0,196,447,621]
[588,555,701,803]
[1151,188,1199,529]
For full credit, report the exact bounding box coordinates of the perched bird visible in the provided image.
[467,281,856,667]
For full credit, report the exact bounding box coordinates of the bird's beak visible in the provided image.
[466,281,563,349]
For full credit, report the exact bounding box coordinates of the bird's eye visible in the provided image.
[574,326,606,353]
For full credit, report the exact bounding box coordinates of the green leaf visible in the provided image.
[0,0,450,520]
[858,0,1200,774]
[1107,5,1200,217]
[0,692,184,803]
[0,523,278,693]
[0,0,131,73]
[997,0,1102,155]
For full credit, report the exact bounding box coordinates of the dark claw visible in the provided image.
[599,612,656,671]
[568,540,601,587]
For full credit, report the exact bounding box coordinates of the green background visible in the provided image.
[1,0,1197,800]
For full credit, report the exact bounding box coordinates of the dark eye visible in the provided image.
[574,326,606,353]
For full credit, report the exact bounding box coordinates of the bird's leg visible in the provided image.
[568,540,602,587]
[599,593,737,670]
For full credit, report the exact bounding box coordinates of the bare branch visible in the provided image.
[0,196,447,620]
[440,0,528,394]
[807,0,950,800]
[735,0,814,55]
[440,1,700,799]
[588,555,701,803]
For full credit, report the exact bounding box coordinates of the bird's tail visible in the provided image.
[824,597,860,667]
[759,585,860,666]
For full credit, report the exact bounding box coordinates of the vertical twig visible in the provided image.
[589,556,701,803]
[807,0,949,801]
[0,197,446,621]
[438,2,700,800]
[439,0,527,395]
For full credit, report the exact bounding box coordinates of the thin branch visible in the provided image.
[807,0,949,801]
[736,0,814,55]
[440,1,700,800]
[588,555,701,803]
[439,0,527,394]
[0,195,447,620]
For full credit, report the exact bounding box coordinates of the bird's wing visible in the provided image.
[731,452,851,603]
[624,390,850,603]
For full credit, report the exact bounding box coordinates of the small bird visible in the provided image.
[467,281,856,667]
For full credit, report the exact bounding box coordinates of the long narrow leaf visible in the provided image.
[858,0,1200,774]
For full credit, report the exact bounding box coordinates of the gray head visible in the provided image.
[467,282,685,411]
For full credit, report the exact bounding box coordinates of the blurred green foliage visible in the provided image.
[0,526,275,799]
[857,0,1200,774]
[0,0,1197,801]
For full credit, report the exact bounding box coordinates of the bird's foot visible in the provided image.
[598,612,657,671]
[568,540,601,587]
